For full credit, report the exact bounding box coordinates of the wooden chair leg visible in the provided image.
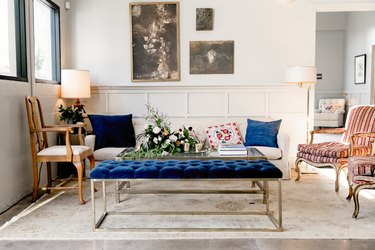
[46,162,52,193]
[294,158,302,182]
[88,154,95,171]
[32,160,39,202]
[352,185,361,218]
[346,175,353,200]
[334,167,341,193]
[73,161,85,205]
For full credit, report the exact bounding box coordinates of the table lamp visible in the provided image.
[61,69,91,106]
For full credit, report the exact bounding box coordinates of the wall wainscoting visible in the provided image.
[84,84,309,166]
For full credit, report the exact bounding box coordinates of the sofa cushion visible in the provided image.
[253,146,282,160]
[205,122,243,149]
[88,114,136,150]
[244,119,281,148]
[93,147,127,161]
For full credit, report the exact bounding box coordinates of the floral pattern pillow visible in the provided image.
[205,122,243,149]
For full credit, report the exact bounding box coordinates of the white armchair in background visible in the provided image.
[314,99,346,128]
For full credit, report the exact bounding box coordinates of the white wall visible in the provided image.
[0,0,66,213]
[66,0,316,86]
[343,11,375,105]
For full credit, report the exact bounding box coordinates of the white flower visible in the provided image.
[158,136,162,141]
[153,137,158,144]
[153,126,161,134]
[161,151,169,157]
[169,134,177,142]
[181,141,185,144]
[165,139,171,145]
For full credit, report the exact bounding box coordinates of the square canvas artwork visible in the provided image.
[196,8,213,31]
[190,40,234,74]
[130,2,180,82]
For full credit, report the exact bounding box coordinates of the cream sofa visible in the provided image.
[314,99,346,128]
[85,118,291,179]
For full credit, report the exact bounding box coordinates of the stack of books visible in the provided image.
[218,144,248,156]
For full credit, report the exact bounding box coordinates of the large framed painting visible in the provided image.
[354,54,366,84]
[130,2,180,82]
[190,40,234,74]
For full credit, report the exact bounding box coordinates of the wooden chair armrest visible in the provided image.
[45,123,86,128]
[45,123,86,145]
[36,127,73,133]
[309,128,346,144]
[349,132,375,156]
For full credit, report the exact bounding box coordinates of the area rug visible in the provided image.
[1,169,375,240]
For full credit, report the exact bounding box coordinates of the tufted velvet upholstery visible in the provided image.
[90,160,283,179]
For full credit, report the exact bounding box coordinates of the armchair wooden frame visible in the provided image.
[295,128,346,192]
[346,132,375,218]
[295,105,375,193]
[25,96,95,204]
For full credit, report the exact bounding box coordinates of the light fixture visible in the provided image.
[285,66,317,144]
[285,66,317,87]
[61,69,91,107]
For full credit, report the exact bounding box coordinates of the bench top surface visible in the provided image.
[90,159,283,179]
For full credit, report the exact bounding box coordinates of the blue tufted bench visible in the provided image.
[90,159,283,231]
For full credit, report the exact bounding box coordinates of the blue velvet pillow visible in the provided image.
[244,119,282,148]
[88,114,136,150]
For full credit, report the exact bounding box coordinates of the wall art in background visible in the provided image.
[354,54,366,84]
[196,8,213,31]
[130,2,180,82]
[190,40,234,74]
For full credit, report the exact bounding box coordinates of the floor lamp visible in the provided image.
[285,66,317,143]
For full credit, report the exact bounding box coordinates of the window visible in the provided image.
[0,0,27,81]
[34,0,60,82]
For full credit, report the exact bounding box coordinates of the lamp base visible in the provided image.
[73,98,82,108]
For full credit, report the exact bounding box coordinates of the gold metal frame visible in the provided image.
[91,178,282,232]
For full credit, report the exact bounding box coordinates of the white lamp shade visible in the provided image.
[61,69,91,99]
[285,66,317,84]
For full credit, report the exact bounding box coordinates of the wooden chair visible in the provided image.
[25,96,95,204]
[295,105,375,192]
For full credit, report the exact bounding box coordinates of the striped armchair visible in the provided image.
[295,105,375,192]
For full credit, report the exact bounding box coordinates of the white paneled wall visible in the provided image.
[84,84,308,166]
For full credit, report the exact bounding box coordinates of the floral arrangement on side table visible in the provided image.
[122,105,202,159]
[58,104,86,124]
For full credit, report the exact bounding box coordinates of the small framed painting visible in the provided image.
[196,8,213,31]
[190,40,234,74]
[354,54,366,84]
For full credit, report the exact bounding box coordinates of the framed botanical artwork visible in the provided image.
[130,2,180,82]
[196,8,213,31]
[354,54,366,84]
[190,40,234,74]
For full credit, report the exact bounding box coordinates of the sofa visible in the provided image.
[84,117,291,179]
[314,99,346,128]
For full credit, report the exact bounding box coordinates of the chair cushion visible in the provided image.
[348,156,375,184]
[37,145,91,156]
[88,114,136,150]
[244,119,281,148]
[297,142,349,158]
[314,112,341,121]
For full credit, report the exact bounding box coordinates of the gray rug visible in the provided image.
[1,169,375,239]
